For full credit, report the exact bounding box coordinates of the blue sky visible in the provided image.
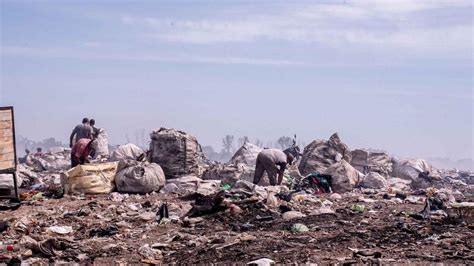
[0,0,472,160]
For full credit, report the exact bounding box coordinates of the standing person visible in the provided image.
[253,149,295,186]
[69,118,93,148]
[70,138,98,168]
[89,119,100,139]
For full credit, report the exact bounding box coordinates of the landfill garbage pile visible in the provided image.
[2,148,71,199]
[149,128,209,179]
[298,133,352,176]
[25,147,71,173]
[351,149,392,176]
[1,128,473,264]
[230,142,262,166]
[1,175,472,264]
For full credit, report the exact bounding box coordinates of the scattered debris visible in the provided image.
[47,226,73,235]
[291,223,309,233]
[1,128,472,264]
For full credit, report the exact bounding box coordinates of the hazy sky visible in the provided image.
[1,0,472,160]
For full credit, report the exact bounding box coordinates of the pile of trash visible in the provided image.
[351,149,392,176]
[298,133,352,175]
[1,127,472,264]
[149,128,209,179]
[5,129,470,203]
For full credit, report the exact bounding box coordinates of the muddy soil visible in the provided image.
[1,191,472,264]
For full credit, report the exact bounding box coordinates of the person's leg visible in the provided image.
[253,158,265,185]
[260,156,279,186]
[71,156,79,168]
[266,168,278,185]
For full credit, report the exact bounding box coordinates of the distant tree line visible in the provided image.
[202,134,307,162]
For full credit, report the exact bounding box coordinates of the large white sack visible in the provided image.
[149,128,207,179]
[391,159,435,181]
[115,161,165,193]
[360,172,388,189]
[324,160,362,193]
[165,175,220,195]
[60,162,118,194]
[166,175,202,192]
[201,163,248,186]
[110,143,144,161]
[230,143,262,166]
[299,133,352,176]
[351,149,392,176]
[387,177,412,192]
[95,129,109,156]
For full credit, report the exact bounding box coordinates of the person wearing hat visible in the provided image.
[253,149,295,186]
[69,118,93,148]
[70,138,98,168]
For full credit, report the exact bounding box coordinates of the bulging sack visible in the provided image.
[115,160,165,193]
[61,162,118,194]
[230,142,262,166]
[351,149,392,176]
[95,129,109,156]
[149,128,206,179]
[110,143,144,161]
[299,133,352,176]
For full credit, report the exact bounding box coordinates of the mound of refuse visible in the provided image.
[323,160,362,193]
[360,172,388,189]
[201,162,255,186]
[351,149,392,177]
[391,158,436,181]
[230,142,262,166]
[299,133,352,176]
[149,128,208,179]
[24,147,71,172]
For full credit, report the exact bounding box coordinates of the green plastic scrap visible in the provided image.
[220,184,232,191]
[31,192,43,201]
[285,174,295,189]
[291,223,309,233]
[351,204,366,213]
[159,218,171,225]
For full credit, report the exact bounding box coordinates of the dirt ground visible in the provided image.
[1,190,473,265]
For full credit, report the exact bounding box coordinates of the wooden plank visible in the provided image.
[0,147,14,154]
[0,153,14,161]
[0,130,13,138]
[0,121,12,129]
[0,108,15,172]
[0,112,12,121]
[0,140,13,148]
[0,152,14,161]
[0,161,14,170]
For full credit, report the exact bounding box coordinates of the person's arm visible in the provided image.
[277,162,287,184]
[88,127,93,139]
[70,126,78,148]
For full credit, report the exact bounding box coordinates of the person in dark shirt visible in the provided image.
[70,118,93,148]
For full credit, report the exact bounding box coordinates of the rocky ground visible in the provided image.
[1,187,473,265]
